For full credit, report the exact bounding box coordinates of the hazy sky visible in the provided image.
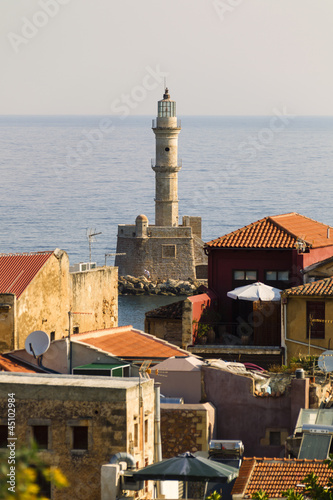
[1,0,333,115]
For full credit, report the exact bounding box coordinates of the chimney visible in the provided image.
[328,227,330,239]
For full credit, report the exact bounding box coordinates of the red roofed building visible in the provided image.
[232,457,331,499]
[73,325,189,364]
[0,354,43,373]
[204,213,333,349]
[0,249,70,352]
[0,249,118,353]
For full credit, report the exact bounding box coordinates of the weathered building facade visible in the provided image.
[0,373,155,500]
[115,89,207,280]
[0,250,118,352]
[281,276,333,362]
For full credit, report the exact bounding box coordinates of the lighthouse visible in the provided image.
[152,88,181,227]
[115,88,207,281]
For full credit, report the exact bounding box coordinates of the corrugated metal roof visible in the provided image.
[0,251,53,298]
[206,213,333,250]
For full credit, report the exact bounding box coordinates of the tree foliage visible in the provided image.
[0,442,69,500]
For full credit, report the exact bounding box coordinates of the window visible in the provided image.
[307,301,325,339]
[266,270,289,281]
[50,331,55,341]
[28,420,51,450]
[269,431,281,446]
[134,423,139,447]
[234,270,257,281]
[0,425,7,448]
[144,419,148,443]
[32,426,48,450]
[162,245,176,258]
[73,326,79,334]
[72,426,88,450]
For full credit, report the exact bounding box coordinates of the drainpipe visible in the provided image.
[154,383,164,498]
[154,383,162,462]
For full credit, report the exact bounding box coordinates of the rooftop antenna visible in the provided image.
[86,228,102,263]
[105,252,126,266]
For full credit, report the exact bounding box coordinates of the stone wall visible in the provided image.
[115,218,207,281]
[0,374,155,500]
[160,403,216,458]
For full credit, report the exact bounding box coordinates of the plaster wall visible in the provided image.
[16,250,70,349]
[70,266,118,332]
[0,294,16,351]
[184,292,219,345]
[284,296,333,359]
[152,369,202,403]
[202,366,309,457]
[0,375,154,500]
[208,248,297,321]
[302,246,333,269]
[10,339,130,375]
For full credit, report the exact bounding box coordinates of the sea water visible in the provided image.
[1,115,332,329]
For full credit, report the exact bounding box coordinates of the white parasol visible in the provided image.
[227,282,282,302]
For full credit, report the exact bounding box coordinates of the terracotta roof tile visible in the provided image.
[206,213,333,250]
[0,355,41,373]
[74,326,188,361]
[232,458,330,498]
[145,300,184,319]
[0,252,53,298]
[283,277,333,297]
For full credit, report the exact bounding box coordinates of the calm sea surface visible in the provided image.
[1,115,332,329]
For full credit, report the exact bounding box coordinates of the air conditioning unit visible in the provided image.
[69,262,97,273]
[79,262,97,272]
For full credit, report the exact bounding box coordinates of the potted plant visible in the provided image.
[193,320,211,344]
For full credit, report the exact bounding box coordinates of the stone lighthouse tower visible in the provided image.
[115,88,208,280]
[152,88,181,227]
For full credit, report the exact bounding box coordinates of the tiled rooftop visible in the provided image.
[283,277,333,297]
[0,355,41,373]
[74,326,188,361]
[145,300,184,319]
[0,251,53,298]
[232,457,331,498]
[206,213,333,249]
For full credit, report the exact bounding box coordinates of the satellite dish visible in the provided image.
[25,330,50,357]
[318,350,333,373]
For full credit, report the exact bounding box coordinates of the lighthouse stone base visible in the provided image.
[115,215,207,281]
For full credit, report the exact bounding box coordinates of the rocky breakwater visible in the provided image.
[118,275,207,296]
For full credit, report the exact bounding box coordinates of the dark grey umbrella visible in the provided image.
[132,451,238,498]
